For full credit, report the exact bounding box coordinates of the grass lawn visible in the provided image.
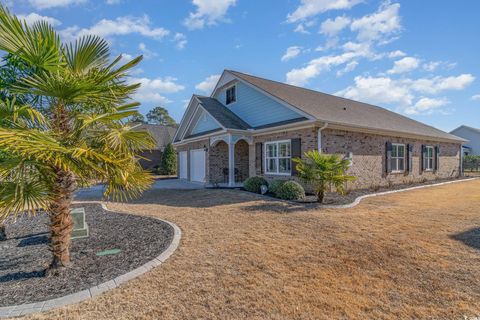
[23,179,480,320]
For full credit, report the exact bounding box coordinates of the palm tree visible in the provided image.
[293,151,356,203]
[0,6,155,275]
[0,97,46,241]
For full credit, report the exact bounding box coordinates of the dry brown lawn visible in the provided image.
[20,179,480,320]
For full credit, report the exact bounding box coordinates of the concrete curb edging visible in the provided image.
[320,177,478,209]
[249,177,478,209]
[0,202,181,319]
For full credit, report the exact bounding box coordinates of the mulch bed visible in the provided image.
[256,177,473,206]
[0,203,174,307]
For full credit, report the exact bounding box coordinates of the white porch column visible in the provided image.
[228,134,235,186]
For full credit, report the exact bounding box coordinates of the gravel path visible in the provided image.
[0,203,174,307]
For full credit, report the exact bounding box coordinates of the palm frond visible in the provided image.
[64,35,109,73]
[0,6,61,71]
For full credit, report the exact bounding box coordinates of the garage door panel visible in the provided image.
[190,149,206,182]
[179,151,187,179]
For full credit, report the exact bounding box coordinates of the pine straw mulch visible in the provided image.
[17,179,480,320]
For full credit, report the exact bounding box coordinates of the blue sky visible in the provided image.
[4,0,480,132]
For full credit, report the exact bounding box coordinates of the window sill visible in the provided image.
[390,170,406,174]
[265,172,292,176]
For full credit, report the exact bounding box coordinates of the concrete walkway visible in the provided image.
[75,179,204,200]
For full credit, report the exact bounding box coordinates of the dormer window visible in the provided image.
[226,86,236,105]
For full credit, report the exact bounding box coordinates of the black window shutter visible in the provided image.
[407,144,413,173]
[291,138,302,176]
[421,145,426,171]
[386,141,392,174]
[435,146,440,171]
[255,142,263,174]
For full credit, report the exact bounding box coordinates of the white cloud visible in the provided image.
[336,74,474,114]
[287,0,363,23]
[336,60,358,77]
[60,15,169,42]
[337,75,414,106]
[173,33,187,50]
[319,15,351,36]
[404,97,450,115]
[471,94,480,101]
[408,74,475,95]
[294,23,310,34]
[183,0,236,30]
[387,56,420,74]
[195,74,221,93]
[138,42,157,59]
[423,61,441,72]
[105,0,121,4]
[350,2,401,42]
[287,41,378,85]
[28,0,86,10]
[129,77,185,104]
[17,13,61,26]
[281,46,302,62]
[388,50,406,58]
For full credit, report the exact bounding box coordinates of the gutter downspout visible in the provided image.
[318,122,329,153]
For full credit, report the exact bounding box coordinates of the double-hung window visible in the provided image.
[265,140,291,175]
[391,143,405,172]
[424,146,434,171]
[226,86,236,105]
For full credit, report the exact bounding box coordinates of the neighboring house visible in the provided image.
[450,125,480,155]
[173,70,465,189]
[134,123,177,169]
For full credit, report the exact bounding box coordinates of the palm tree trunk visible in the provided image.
[0,222,6,241]
[46,169,76,276]
[317,190,325,203]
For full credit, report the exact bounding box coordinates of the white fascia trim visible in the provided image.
[211,70,316,121]
[193,98,226,130]
[249,119,317,136]
[173,96,201,142]
[179,97,226,142]
[173,129,228,146]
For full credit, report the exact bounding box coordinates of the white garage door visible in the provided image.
[190,149,206,182]
[178,151,187,179]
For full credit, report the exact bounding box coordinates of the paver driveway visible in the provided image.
[21,179,480,320]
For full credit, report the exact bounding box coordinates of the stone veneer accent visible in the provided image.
[321,128,461,189]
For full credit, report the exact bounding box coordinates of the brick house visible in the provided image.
[134,124,177,170]
[173,70,465,189]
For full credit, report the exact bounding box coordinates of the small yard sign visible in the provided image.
[71,207,89,239]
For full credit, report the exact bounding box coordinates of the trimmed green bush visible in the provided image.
[159,143,177,175]
[269,179,286,195]
[276,181,305,200]
[243,176,268,193]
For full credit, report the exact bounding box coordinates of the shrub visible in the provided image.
[269,179,286,195]
[159,143,177,175]
[293,151,355,203]
[276,181,305,200]
[244,176,268,193]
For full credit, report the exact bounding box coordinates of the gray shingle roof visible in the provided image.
[134,124,176,150]
[195,95,251,130]
[451,125,480,135]
[228,70,464,142]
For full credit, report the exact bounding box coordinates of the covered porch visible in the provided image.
[208,134,253,187]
